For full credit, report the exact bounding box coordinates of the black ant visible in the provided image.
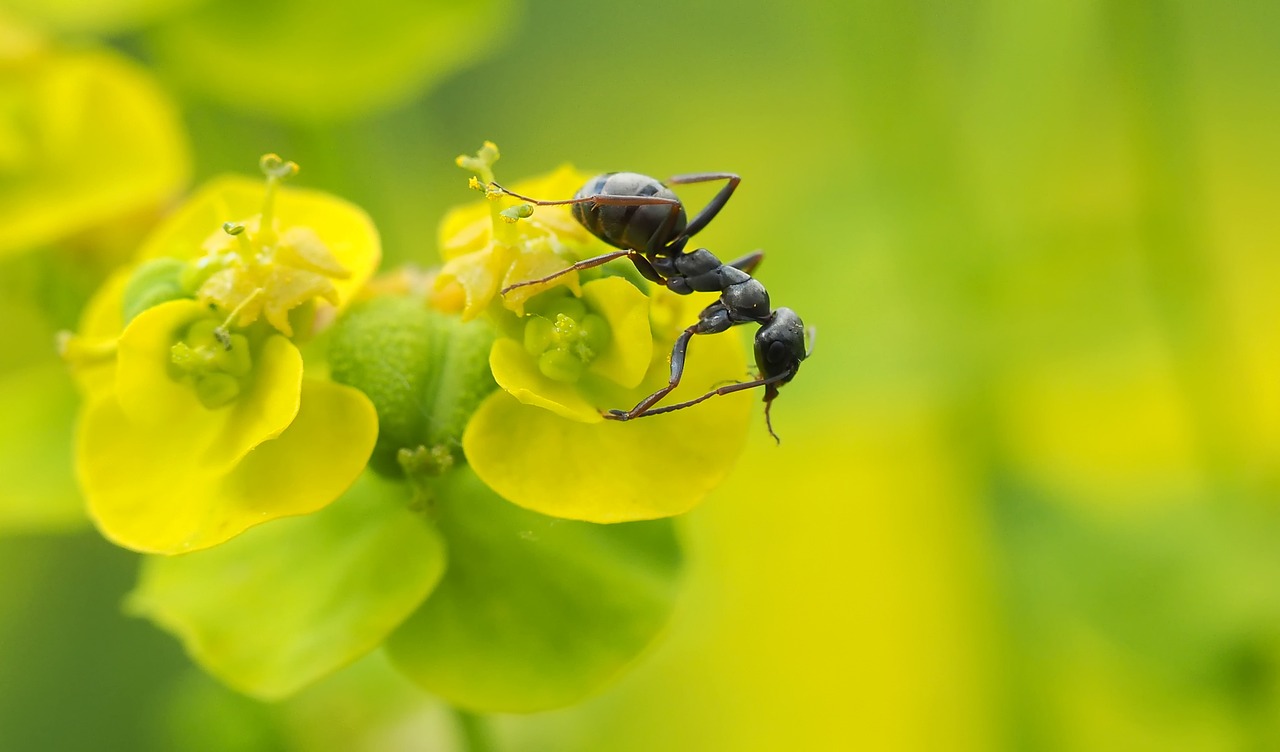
[491,172,808,442]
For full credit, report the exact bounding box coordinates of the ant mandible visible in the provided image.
[490,171,808,442]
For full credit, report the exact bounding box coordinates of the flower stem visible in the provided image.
[452,707,495,752]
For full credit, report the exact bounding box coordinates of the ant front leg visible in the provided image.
[604,305,734,421]
[501,248,667,294]
[486,182,585,207]
[664,173,740,240]
[500,249,632,294]
[627,370,791,417]
[604,327,697,421]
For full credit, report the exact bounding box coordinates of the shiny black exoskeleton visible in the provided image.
[492,171,808,442]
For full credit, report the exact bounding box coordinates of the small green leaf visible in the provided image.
[386,467,683,713]
[127,472,446,700]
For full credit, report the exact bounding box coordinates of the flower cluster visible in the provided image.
[0,7,762,730]
[29,143,756,711]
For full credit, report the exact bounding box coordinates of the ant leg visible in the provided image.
[629,253,665,285]
[725,250,764,275]
[604,327,697,421]
[664,173,740,240]
[501,249,667,294]
[624,370,792,417]
[486,182,584,206]
[604,307,736,421]
[645,199,685,256]
[501,250,631,294]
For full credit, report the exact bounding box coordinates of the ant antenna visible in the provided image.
[763,383,783,445]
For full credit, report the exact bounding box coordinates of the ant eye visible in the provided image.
[768,340,789,364]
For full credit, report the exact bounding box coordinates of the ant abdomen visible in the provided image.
[572,173,687,253]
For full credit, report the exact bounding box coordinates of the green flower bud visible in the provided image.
[328,295,497,478]
[529,294,586,323]
[523,316,555,356]
[214,334,253,377]
[184,318,221,345]
[538,348,585,382]
[121,258,191,324]
[167,317,255,406]
[193,372,242,409]
[499,203,534,223]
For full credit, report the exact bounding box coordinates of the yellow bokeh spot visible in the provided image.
[0,41,189,256]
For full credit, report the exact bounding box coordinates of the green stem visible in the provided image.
[451,707,495,752]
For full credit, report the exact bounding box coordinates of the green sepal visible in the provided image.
[126,472,446,700]
[386,467,683,712]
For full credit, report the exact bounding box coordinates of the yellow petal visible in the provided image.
[436,248,502,322]
[114,300,304,473]
[277,226,351,278]
[113,299,211,425]
[260,266,340,335]
[581,277,653,389]
[496,235,583,316]
[78,379,375,554]
[197,267,264,324]
[216,381,377,529]
[465,329,752,522]
[489,338,602,423]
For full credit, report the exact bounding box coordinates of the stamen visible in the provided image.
[257,153,299,236]
[215,288,264,347]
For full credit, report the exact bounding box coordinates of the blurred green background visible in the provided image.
[3,0,1279,749]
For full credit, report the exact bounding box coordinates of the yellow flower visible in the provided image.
[69,160,381,553]
[446,145,754,523]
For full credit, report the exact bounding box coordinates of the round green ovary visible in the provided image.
[169,318,253,409]
[522,305,613,384]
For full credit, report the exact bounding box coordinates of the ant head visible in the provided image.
[754,307,806,385]
[754,308,807,443]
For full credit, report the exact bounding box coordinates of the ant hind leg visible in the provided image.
[725,250,764,275]
[663,173,740,240]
